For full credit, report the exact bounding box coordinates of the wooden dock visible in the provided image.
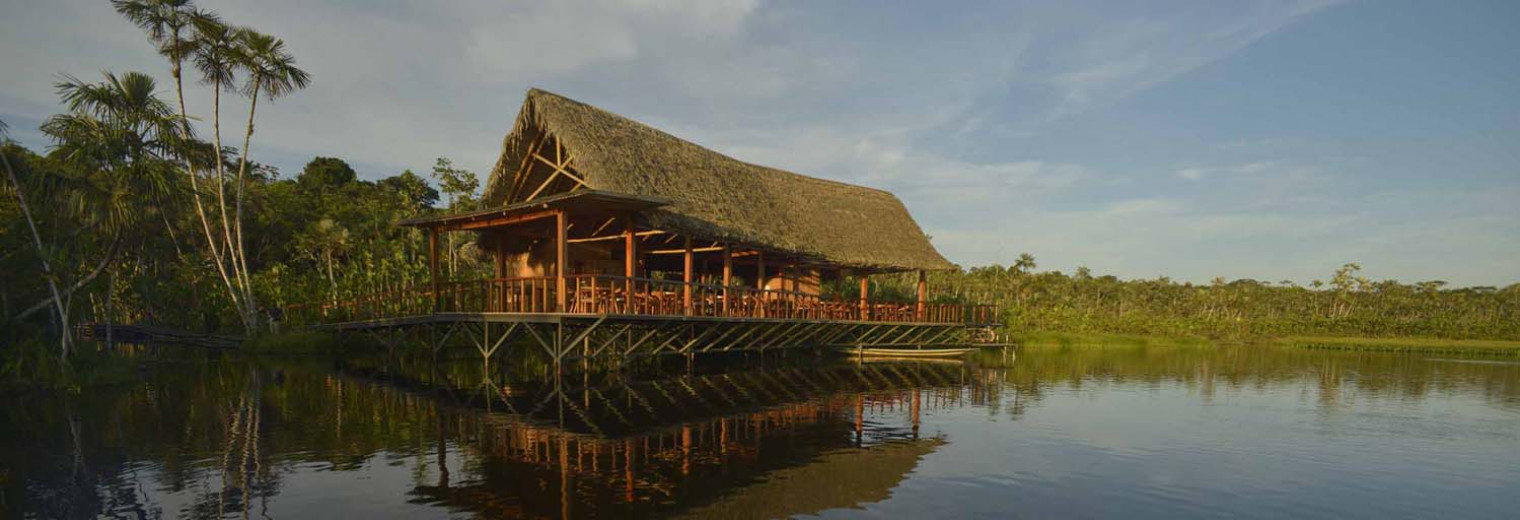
[76,323,243,349]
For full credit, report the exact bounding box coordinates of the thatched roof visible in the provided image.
[481,89,955,271]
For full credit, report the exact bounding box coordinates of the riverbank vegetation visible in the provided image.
[4,1,1516,381]
[864,258,1518,342]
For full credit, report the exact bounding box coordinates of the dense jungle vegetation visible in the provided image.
[866,258,1519,341]
[3,1,1516,381]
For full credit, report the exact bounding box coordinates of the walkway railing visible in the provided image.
[283,275,999,327]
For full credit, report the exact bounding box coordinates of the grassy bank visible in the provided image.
[1005,331,1217,349]
[1277,336,1520,356]
[1003,330,1520,356]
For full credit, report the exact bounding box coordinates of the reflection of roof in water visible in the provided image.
[673,440,944,520]
[406,393,945,519]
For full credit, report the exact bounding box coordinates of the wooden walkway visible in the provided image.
[77,323,243,349]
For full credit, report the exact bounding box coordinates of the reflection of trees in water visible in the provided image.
[0,357,965,518]
[5,347,1514,518]
[970,346,1520,418]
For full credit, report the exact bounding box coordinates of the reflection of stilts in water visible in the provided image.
[438,408,450,489]
[624,438,635,503]
[911,389,920,440]
[559,435,571,520]
[855,394,865,447]
[413,391,952,519]
[682,425,692,476]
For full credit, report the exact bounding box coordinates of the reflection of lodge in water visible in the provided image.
[364,362,977,518]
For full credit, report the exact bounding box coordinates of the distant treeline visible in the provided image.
[859,257,1520,340]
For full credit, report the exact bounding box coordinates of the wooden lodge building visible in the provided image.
[291,89,996,364]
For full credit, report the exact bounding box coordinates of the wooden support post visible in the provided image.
[917,270,927,321]
[556,210,567,312]
[722,245,732,316]
[429,228,441,312]
[683,236,693,315]
[756,251,765,317]
[859,274,870,321]
[624,214,636,314]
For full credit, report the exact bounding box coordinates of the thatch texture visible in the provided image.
[481,89,955,271]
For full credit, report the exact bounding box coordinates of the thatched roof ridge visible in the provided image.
[482,88,955,271]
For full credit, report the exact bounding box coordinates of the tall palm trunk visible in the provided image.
[210,77,256,330]
[2,144,72,356]
[234,85,261,326]
[170,46,247,327]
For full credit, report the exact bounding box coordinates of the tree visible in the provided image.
[19,72,185,353]
[113,0,244,326]
[430,158,479,274]
[231,28,309,310]
[378,170,439,215]
[297,157,357,191]
[2,121,75,356]
[1013,253,1037,275]
[296,218,349,303]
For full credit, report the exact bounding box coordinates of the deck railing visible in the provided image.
[283,274,999,327]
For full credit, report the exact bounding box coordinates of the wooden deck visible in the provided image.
[283,275,999,366]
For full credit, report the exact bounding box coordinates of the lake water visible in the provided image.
[3,345,1518,519]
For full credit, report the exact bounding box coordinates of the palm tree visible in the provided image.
[231,28,310,314]
[22,72,183,353]
[189,16,254,324]
[112,0,249,325]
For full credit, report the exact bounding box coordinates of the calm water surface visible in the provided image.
[3,345,1519,519]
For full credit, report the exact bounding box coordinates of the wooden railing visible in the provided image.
[284,274,999,327]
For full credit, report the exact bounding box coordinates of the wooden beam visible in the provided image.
[756,251,765,290]
[506,134,545,203]
[531,153,589,186]
[646,246,726,254]
[556,210,567,312]
[683,236,694,316]
[859,275,870,321]
[567,229,664,244]
[588,216,616,238]
[625,214,637,313]
[722,245,732,315]
[524,135,587,202]
[493,234,506,278]
[917,270,927,320]
[436,209,558,232]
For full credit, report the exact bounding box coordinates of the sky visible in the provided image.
[2,0,1516,287]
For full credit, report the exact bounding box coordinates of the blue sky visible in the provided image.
[2,0,1516,286]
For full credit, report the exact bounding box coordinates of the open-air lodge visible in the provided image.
[289,89,997,364]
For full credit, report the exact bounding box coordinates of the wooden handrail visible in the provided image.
[283,274,1000,327]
